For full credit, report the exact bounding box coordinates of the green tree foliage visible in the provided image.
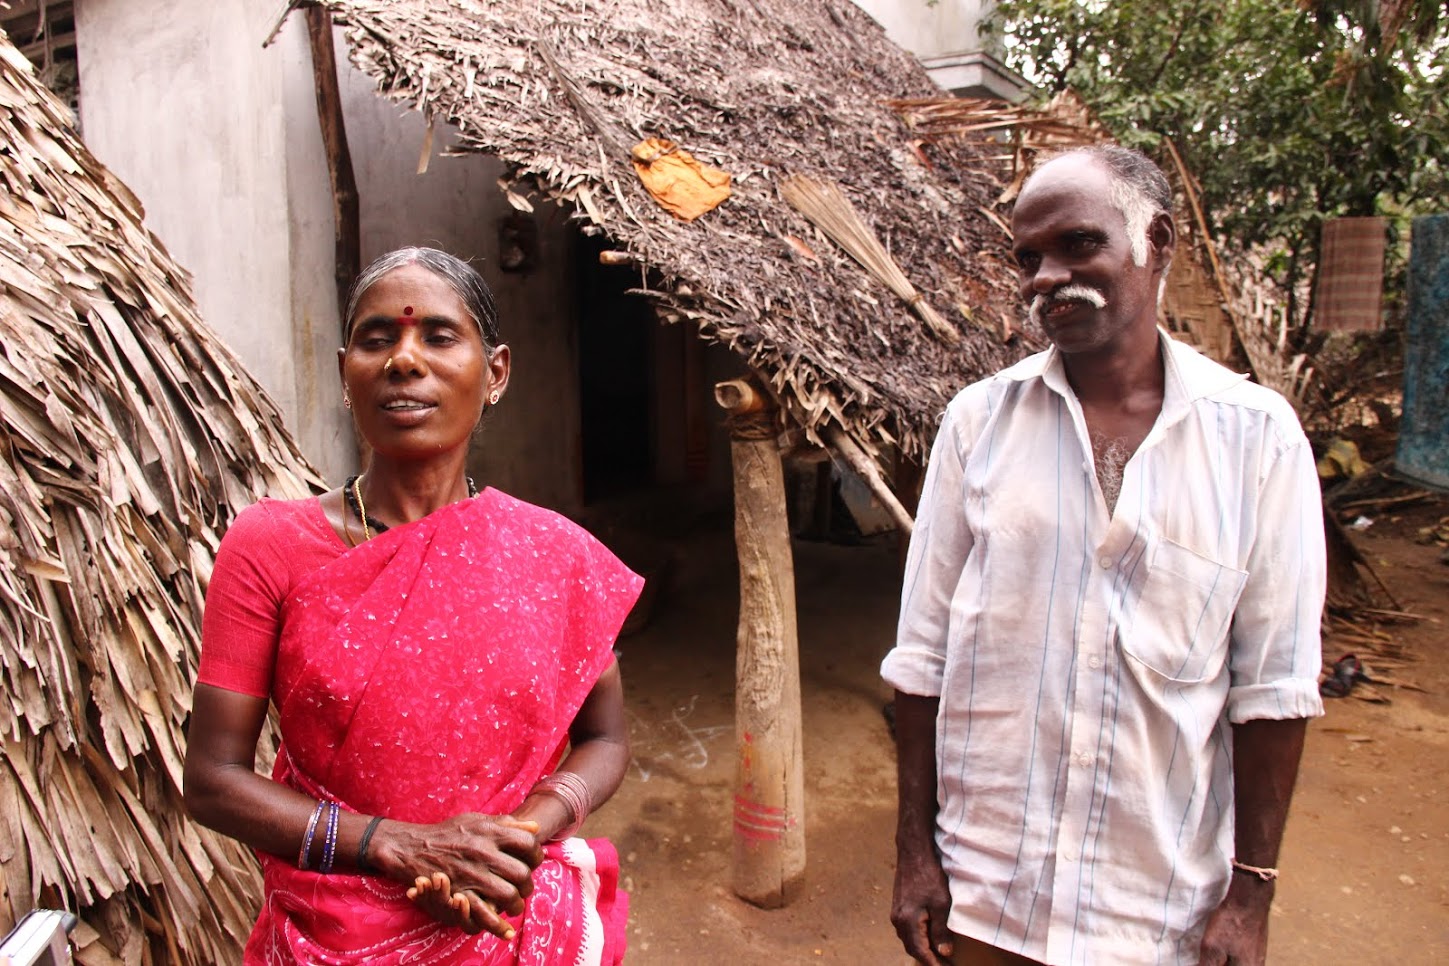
[986,0,1448,300]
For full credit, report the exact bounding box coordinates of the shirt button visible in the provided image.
[1061,851,1077,863]
[1098,555,1113,569]
[1088,655,1103,669]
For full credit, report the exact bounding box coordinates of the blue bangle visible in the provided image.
[320,802,341,874]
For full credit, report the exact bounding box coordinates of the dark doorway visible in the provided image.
[575,234,655,502]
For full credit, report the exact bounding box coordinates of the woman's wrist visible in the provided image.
[527,771,592,841]
[513,792,571,842]
[363,818,416,882]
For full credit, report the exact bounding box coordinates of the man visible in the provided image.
[883,146,1325,966]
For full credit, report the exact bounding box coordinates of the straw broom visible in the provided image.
[780,174,959,345]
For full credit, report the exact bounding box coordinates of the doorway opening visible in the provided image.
[574,234,655,503]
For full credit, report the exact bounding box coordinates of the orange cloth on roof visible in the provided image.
[630,137,731,221]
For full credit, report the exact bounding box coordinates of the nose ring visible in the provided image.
[383,357,394,373]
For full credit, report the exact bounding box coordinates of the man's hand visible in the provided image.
[1198,875,1274,965]
[890,844,954,964]
[891,691,951,964]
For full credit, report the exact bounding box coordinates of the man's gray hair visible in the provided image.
[342,247,500,348]
[1038,145,1173,267]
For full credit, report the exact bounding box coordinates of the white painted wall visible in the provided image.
[74,2,584,506]
[851,0,994,61]
[75,0,352,480]
[280,23,356,480]
[849,0,1027,100]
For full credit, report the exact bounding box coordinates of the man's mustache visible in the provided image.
[1028,284,1107,326]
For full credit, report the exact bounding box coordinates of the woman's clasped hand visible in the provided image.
[388,814,544,938]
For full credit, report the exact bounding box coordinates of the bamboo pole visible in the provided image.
[715,377,805,908]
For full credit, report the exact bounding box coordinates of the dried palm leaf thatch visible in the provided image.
[0,32,322,965]
[282,0,1046,470]
[780,175,958,346]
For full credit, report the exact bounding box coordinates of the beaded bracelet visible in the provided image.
[532,771,592,841]
[319,802,342,874]
[298,800,326,870]
[356,816,385,873]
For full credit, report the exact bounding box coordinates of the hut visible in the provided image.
[0,29,321,965]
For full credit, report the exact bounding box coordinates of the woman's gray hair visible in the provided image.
[1038,146,1173,267]
[342,247,500,348]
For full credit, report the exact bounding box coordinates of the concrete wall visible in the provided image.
[75,2,583,506]
[75,0,352,479]
[851,0,994,61]
[849,0,1027,100]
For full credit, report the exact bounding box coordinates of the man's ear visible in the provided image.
[1149,212,1176,273]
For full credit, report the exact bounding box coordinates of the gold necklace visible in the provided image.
[341,505,358,547]
[351,474,374,541]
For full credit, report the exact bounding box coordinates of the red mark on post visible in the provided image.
[733,795,789,841]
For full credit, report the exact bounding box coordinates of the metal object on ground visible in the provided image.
[0,909,77,966]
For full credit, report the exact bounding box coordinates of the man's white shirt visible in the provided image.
[882,333,1325,965]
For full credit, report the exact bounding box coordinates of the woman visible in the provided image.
[184,248,642,965]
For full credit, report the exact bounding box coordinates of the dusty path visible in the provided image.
[587,497,1449,964]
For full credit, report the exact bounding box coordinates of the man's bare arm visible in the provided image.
[1199,716,1309,966]
[890,691,953,965]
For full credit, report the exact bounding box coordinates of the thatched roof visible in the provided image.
[0,32,321,965]
[293,0,1046,464]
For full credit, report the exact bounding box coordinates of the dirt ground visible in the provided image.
[585,492,1449,964]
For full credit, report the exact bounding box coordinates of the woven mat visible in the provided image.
[1316,216,1387,331]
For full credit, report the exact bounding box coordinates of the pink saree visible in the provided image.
[244,490,643,965]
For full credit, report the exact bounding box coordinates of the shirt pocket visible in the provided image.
[1119,536,1248,684]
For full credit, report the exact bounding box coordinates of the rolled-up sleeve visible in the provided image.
[881,397,975,697]
[1227,430,1327,724]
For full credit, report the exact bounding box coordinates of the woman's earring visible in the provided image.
[343,392,352,409]
[489,391,501,405]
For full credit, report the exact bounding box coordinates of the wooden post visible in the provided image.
[715,376,805,908]
[304,5,361,321]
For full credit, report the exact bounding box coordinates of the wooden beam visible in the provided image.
[19,31,76,62]
[303,5,360,325]
[823,425,914,534]
[716,376,805,908]
[0,1,73,29]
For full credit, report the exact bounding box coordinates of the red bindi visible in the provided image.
[396,305,417,325]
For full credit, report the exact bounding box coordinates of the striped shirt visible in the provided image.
[882,333,1325,965]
